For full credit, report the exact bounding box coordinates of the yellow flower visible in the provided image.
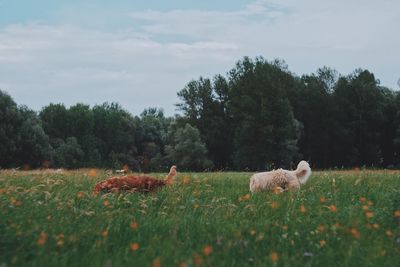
[385,230,393,237]
[319,240,326,247]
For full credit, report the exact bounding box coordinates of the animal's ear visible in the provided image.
[298,170,307,177]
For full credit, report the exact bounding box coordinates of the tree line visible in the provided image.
[1,56,400,171]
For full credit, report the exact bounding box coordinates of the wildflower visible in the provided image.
[365,211,373,219]
[152,258,161,267]
[37,231,47,246]
[103,200,111,207]
[193,253,203,266]
[385,230,393,237]
[319,240,326,247]
[300,205,306,214]
[270,201,278,209]
[282,225,288,231]
[101,230,108,237]
[319,196,326,203]
[130,243,140,251]
[329,205,337,213]
[203,245,213,256]
[365,223,372,229]
[362,205,369,211]
[182,175,190,184]
[349,228,360,239]
[239,194,251,201]
[270,252,279,263]
[367,201,373,206]
[76,191,86,198]
[359,197,366,203]
[372,223,379,229]
[394,210,400,217]
[130,222,138,230]
[88,169,97,177]
[250,229,256,236]
[317,225,326,233]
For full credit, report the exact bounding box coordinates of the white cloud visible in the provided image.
[0,0,399,116]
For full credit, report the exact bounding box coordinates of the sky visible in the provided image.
[0,0,399,116]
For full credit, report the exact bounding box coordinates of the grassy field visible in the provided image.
[0,169,399,267]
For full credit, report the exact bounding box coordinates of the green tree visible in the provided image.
[165,123,212,171]
[228,57,300,169]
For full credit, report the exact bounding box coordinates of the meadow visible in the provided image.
[0,169,399,267]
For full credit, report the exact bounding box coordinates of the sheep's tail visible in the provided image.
[295,161,312,184]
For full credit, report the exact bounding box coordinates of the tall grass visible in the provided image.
[1,169,399,267]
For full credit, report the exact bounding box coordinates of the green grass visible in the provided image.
[1,169,399,267]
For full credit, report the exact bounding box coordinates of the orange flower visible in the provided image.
[270,252,279,263]
[130,242,140,251]
[317,224,326,233]
[372,223,379,229]
[365,211,373,219]
[152,258,161,267]
[193,253,203,267]
[319,196,326,203]
[182,175,190,184]
[103,200,111,207]
[130,222,139,230]
[239,194,251,201]
[319,240,326,247]
[37,231,47,246]
[270,201,278,209]
[359,197,366,203]
[329,205,337,213]
[362,205,369,211]
[349,228,360,239]
[203,245,213,256]
[76,191,86,199]
[101,230,108,237]
[300,205,306,214]
[367,201,373,206]
[394,210,400,217]
[88,169,98,177]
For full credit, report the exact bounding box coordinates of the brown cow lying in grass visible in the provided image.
[93,165,177,195]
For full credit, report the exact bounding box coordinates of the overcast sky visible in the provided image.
[1,0,399,116]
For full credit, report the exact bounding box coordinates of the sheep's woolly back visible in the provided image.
[295,160,312,184]
[249,160,311,193]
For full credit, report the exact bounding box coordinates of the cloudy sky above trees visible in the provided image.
[0,0,399,115]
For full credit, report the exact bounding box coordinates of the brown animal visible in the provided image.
[93,165,177,195]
